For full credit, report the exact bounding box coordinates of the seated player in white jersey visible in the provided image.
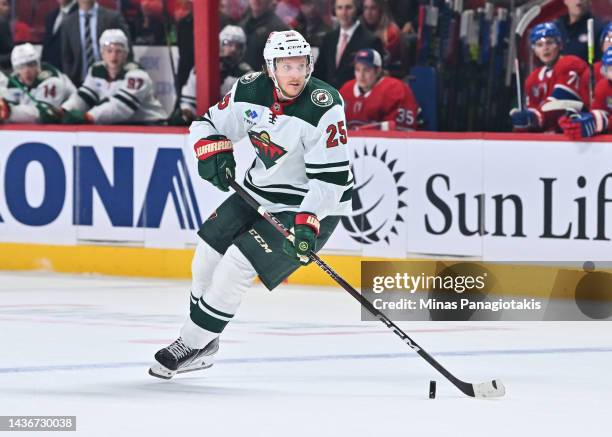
[0,43,76,124]
[339,48,423,131]
[173,25,253,125]
[149,30,354,379]
[61,29,167,124]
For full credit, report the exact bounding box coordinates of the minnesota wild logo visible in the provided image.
[248,130,287,169]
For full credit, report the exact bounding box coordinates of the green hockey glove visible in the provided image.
[194,135,235,192]
[283,212,320,264]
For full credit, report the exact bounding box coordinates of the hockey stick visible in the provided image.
[229,178,506,399]
[587,18,595,107]
[514,5,541,111]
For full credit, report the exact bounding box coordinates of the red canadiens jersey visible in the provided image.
[339,76,422,130]
[524,55,588,131]
[579,61,603,106]
[591,78,612,133]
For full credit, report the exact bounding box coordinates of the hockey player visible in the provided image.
[0,43,75,124]
[560,46,612,139]
[149,30,353,379]
[580,22,612,105]
[174,25,253,125]
[339,49,422,130]
[510,22,588,132]
[61,29,167,124]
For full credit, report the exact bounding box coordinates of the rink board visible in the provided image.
[0,126,611,289]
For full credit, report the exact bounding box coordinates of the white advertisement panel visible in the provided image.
[0,131,76,245]
[1,129,611,261]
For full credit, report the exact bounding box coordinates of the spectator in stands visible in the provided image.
[339,48,422,130]
[41,0,78,71]
[580,22,612,104]
[61,0,131,87]
[61,29,167,124]
[130,0,167,45]
[389,0,419,34]
[240,0,289,71]
[1,0,33,43]
[293,0,333,49]
[560,46,612,139]
[0,0,14,73]
[0,43,76,124]
[220,0,248,27]
[361,0,403,67]
[510,22,588,133]
[555,0,604,62]
[314,0,383,89]
[276,0,300,27]
[172,25,253,125]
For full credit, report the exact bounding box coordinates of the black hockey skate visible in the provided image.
[148,337,219,380]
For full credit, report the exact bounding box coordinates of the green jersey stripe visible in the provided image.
[246,170,309,194]
[340,186,353,203]
[244,179,304,205]
[306,170,350,186]
[118,89,140,104]
[114,94,139,111]
[78,89,98,106]
[305,161,350,169]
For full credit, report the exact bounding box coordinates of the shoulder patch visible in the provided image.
[240,71,262,84]
[311,89,333,107]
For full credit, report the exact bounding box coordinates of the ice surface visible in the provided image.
[0,271,611,436]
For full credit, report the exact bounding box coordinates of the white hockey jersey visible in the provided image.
[189,72,353,219]
[62,61,167,124]
[2,63,76,123]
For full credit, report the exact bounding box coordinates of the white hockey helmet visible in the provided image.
[263,30,313,99]
[99,28,129,51]
[11,43,40,69]
[219,25,246,46]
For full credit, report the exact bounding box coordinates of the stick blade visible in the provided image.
[473,379,506,398]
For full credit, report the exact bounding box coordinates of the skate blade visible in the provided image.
[148,363,177,380]
[177,362,214,374]
[177,356,215,374]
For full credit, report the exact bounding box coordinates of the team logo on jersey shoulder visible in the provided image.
[240,72,261,84]
[38,70,51,80]
[124,62,139,71]
[248,130,287,169]
[311,89,333,107]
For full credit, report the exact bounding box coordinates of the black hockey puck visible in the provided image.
[429,380,436,399]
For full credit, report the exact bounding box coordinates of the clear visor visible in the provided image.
[101,42,128,52]
[14,60,39,70]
